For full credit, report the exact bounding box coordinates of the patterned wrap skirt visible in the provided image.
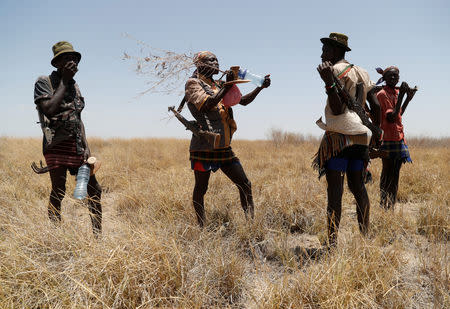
[190,147,240,172]
[44,137,84,174]
[380,139,412,163]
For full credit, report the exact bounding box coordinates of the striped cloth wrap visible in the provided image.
[380,140,412,163]
[190,147,237,162]
[190,147,239,172]
[44,137,84,174]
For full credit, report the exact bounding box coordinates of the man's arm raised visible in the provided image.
[239,75,271,106]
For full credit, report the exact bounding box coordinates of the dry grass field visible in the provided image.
[0,135,448,308]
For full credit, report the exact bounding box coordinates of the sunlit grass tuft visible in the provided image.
[0,136,448,308]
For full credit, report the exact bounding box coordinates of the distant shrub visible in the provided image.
[267,128,318,146]
[407,136,450,148]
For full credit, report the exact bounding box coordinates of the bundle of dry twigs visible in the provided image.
[123,35,196,95]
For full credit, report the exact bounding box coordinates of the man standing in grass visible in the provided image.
[184,51,270,227]
[375,66,415,210]
[314,33,380,247]
[33,41,102,235]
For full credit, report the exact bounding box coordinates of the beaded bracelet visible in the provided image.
[325,82,336,90]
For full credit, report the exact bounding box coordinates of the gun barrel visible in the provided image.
[393,85,418,91]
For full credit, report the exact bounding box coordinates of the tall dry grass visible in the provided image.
[0,136,448,308]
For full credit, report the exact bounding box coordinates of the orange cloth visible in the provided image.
[377,86,404,141]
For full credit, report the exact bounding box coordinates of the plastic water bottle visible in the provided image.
[238,68,265,87]
[73,164,90,199]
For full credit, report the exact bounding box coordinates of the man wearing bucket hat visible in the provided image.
[33,41,102,235]
[313,33,381,247]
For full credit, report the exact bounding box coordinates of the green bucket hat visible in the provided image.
[51,41,81,67]
[320,33,351,52]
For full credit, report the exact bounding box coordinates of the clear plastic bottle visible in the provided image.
[238,68,265,87]
[73,164,90,199]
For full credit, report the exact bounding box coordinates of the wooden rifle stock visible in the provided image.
[87,157,101,175]
[31,160,49,174]
[168,106,221,149]
[394,85,418,116]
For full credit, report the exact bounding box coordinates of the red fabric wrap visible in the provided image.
[44,137,84,170]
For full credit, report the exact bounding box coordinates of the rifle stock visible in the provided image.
[168,106,220,149]
[31,160,49,174]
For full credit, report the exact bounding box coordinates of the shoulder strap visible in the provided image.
[337,64,354,79]
[198,79,215,96]
[177,96,186,112]
[179,78,216,112]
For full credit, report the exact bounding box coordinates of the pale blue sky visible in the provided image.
[1,0,449,139]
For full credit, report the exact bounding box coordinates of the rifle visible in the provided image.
[31,157,101,175]
[168,106,221,149]
[332,70,383,142]
[393,84,418,117]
